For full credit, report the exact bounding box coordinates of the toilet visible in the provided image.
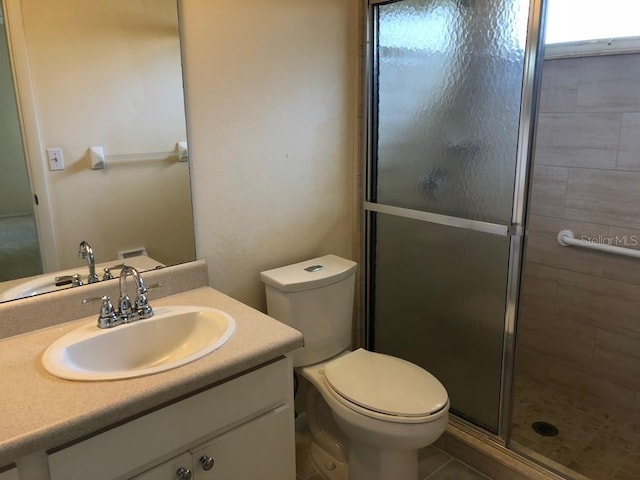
[260,255,449,480]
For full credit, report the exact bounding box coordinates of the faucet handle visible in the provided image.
[55,273,83,287]
[134,283,161,319]
[71,273,83,286]
[137,282,162,294]
[102,268,113,281]
[83,295,119,328]
[102,263,128,281]
[134,292,153,319]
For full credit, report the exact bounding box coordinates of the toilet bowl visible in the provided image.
[261,255,449,480]
[301,349,449,480]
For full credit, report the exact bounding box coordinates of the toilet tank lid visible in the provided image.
[260,255,357,292]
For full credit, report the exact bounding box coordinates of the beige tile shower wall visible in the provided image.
[518,54,640,420]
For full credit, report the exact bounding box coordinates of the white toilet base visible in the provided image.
[349,443,418,480]
[300,359,447,480]
[309,442,348,480]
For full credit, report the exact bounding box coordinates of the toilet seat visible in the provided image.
[322,349,449,424]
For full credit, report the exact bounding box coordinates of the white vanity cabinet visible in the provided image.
[132,407,293,480]
[189,406,292,479]
[131,453,193,480]
[47,358,295,480]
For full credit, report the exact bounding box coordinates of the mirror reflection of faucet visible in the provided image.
[0,249,164,302]
[77,242,131,283]
[52,248,128,290]
[102,264,127,281]
[54,273,83,287]
[52,240,102,288]
[78,240,99,284]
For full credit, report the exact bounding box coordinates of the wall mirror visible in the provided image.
[0,0,195,303]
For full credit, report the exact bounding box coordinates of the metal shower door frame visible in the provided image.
[362,0,546,443]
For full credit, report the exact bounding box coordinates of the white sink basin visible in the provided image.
[0,274,75,301]
[42,306,236,381]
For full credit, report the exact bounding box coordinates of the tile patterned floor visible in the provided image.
[295,418,491,480]
[511,376,640,479]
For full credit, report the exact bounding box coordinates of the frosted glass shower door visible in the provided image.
[366,0,536,433]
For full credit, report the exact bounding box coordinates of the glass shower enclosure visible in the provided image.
[364,0,543,436]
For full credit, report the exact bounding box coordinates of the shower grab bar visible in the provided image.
[557,230,640,259]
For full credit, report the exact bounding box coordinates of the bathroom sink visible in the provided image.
[42,306,236,381]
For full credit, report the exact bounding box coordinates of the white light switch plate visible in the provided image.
[47,148,64,171]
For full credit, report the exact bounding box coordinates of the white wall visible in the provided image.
[20,0,195,268]
[181,0,358,309]
[0,23,32,217]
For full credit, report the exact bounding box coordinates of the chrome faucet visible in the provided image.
[83,267,160,328]
[118,266,154,323]
[78,241,99,284]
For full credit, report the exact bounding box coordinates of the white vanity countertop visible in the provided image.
[0,287,303,466]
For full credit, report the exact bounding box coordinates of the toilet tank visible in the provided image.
[260,255,357,367]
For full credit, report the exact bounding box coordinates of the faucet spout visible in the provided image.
[78,240,99,283]
[118,266,153,322]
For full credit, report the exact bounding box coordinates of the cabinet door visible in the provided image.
[191,406,295,480]
[0,467,19,480]
[130,453,192,480]
[48,359,291,480]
